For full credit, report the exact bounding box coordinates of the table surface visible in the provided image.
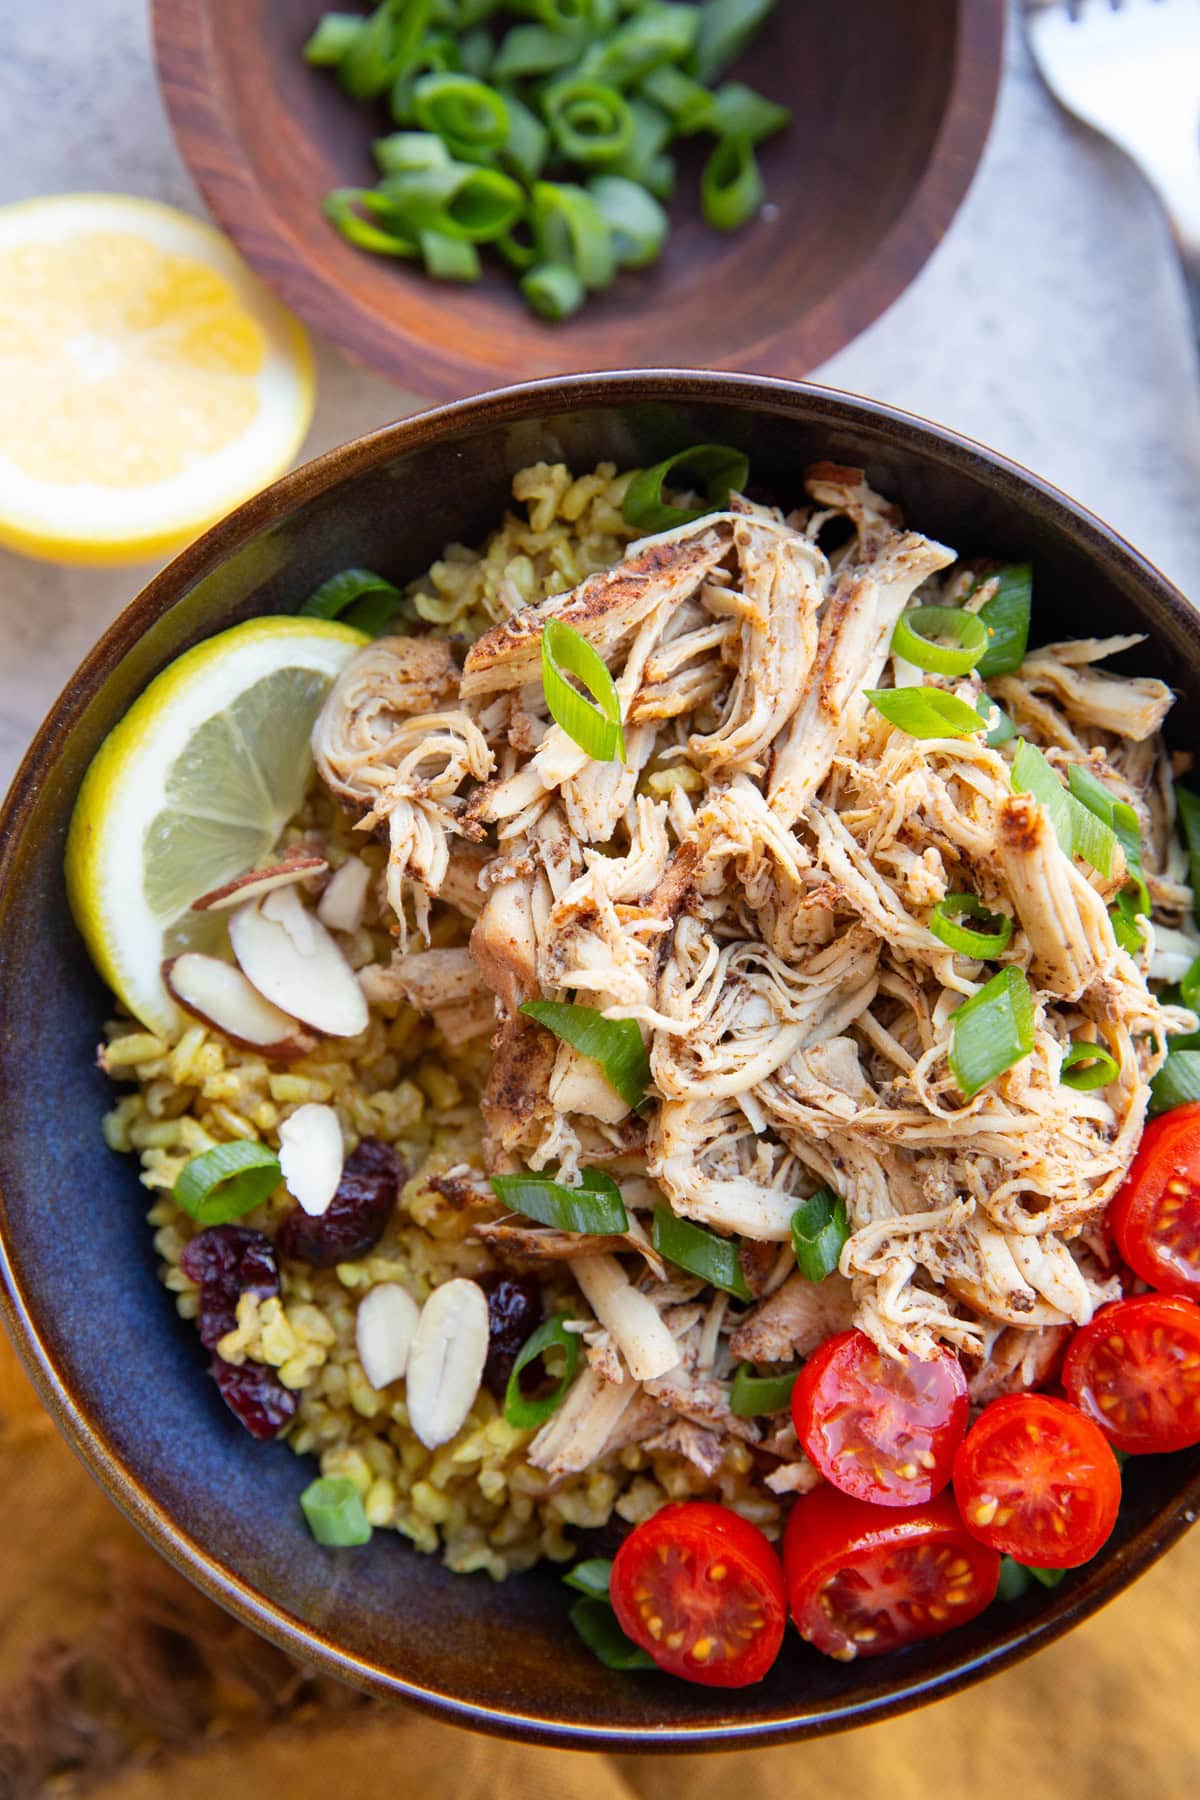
[2,2,1199,788]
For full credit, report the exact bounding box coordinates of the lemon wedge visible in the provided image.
[0,194,314,566]
[65,616,366,1036]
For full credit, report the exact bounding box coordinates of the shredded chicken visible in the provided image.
[313,457,1191,1410]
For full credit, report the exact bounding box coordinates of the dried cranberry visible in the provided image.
[474,1271,542,1394]
[180,1225,279,1350]
[210,1355,298,1439]
[275,1138,402,1267]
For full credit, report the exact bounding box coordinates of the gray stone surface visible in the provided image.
[1,2,1198,787]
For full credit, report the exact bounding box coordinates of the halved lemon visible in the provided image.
[65,616,366,1036]
[0,195,314,566]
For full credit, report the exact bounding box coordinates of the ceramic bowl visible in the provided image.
[2,373,1198,1750]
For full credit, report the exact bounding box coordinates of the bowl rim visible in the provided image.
[2,369,1200,1750]
[149,0,1005,397]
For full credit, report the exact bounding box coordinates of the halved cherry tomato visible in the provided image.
[1109,1102,1200,1299]
[782,1484,1000,1662]
[952,1393,1121,1568]
[610,1502,786,1687]
[1063,1294,1200,1454]
[791,1328,969,1506]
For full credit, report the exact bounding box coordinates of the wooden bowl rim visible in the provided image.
[149,0,1006,396]
[3,370,1199,1748]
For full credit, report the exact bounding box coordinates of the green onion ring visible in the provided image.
[322,188,418,257]
[520,261,585,317]
[173,1141,281,1226]
[892,605,989,677]
[544,78,636,167]
[929,893,1015,959]
[520,997,648,1108]
[949,967,1036,1101]
[540,619,626,763]
[651,1207,750,1300]
[791,1188,850,1283]
[730,1363,798,1418]
[864,686,987,740]
[300,1476,372,1547]
[504,1313,581,1429]
[622,441,749,532]
[489,1167,630,1235]
[588,174,668,269]
[1060,1039,1120,1091]
[300,566,405,636]
[701,136,763,231]
[412,72,509,152]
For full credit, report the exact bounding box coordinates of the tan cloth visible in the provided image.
[0,1333,1195,1798]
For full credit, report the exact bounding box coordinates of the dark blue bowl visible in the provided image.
[2,372,1198,1749]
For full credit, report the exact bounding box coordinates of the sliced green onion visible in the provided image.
[929,894,1015,960]
[419,228,482,281]
[459,26,495,78]
[521,261,585,318]
[584,3,702,86]
[1027,1566,1067,1590]
[864,687,986,740]
[949,967,1036,1101]
[708,80,790,142]
[622,442,748,532]
[525,0,594,26]
[1110,888,1146,955]
[1177,786,1200,926]
[300,566,405,636]
[652,1207,750,1300]
[1061,1039,1120,1091]
[504,1312,581,1429]
[412,72,509,154]
[588,174,668,269]
[173,1141,281,1227]
[1067,798,1117,881]
[642,151,676,201]
[389,34,464,124]
[563,1557,614,1599]
[639,65,714,132]
[498,91,550,182]
[544,78,636,166]
[1149,1049,1200,1117]
[303,12,364,67]
[300,1476,372,1547]
[373,130,452,175]
[490,1167,629,1235]
[380,163,525,240]
[730,1363,798,1417]
[531,181,615,290]
[976,695,1017,747]
[690,0,777,83]
[323,188,418,257]
[996,1556,1032,1602]
[568,1596,656,1670]
[539,619,626,763]
[973,563,1033,680]
[520,997,648,1107]
[701,136,763,230]
[1182,956,1200,1014]
[1068,764,1149,909]
[791,1188,850,1283]
[1011,739,1073,854]
[891,606,989,677]
[608,96,672,185]
[493,21,584,81]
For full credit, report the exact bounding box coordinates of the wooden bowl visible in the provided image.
[151,0,1004,397]
[2,372,1199,1749]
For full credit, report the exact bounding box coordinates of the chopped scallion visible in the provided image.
[928,893,1015,960]
[173,1141,281,1226]
[729,1362,798,1417]
[891,605,989,677]
[701,135,763,230]
[300,1476,372,1547]
[972,563,1033,679]
[540,619,626,763]
[690,0,777,84]
[622,442,749,532]
[1177,786,1200,926]
[1149,1049,1200,1117]
[707,80,790,143]
[520,997,649,1108]
[504,1312,581,1429]
[300,566,405,636]
[864,686,986,740]
[791,1188,849,1283]
[303,12,365,67]
[563,1557,614,1599]
[520,261,585,317]
[489,1167,629,1235]
[588,173,669,268]
[544,77,636,166]
[651,1206,750,1300]
[976,694,1016,747]
[568,1596,656,1670]
[949,967,1036,1100]
[1061,1039,1119,1091]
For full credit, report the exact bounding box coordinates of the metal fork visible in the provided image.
[1025,0,1200,348]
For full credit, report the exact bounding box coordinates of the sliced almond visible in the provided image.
[278,1102,344,1217]
[162,953,315,1059]
[406,1278,490,1449]
[228,897,370,1038]
[356,1283,421,1390]
[317,856,372,935]
[261,882,319,954]
[191,850,327,913]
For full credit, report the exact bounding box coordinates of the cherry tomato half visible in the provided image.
[610,1502,787,1687]
[1063,1294,1200,1454]
[1109,1102,1200,1300]
[783,1484,1000,1662]
[952,1393,1121,1568]
[791,1328,969,1506]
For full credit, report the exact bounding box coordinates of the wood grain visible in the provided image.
[151,0,1004,398]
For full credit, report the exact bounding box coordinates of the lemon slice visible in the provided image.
[0,195,314,566]
[66,617,366,1036]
